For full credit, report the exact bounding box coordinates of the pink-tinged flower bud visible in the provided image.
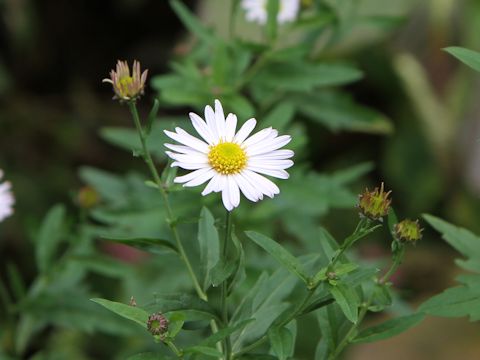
[103,60,148,102]
[394,219,423,243]
[358,182,392,220]
[147,312,169,338]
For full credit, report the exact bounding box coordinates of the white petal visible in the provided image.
[189,112,215,145]
[204,105,218,141]
[228,176,241,208]
[246,135,292,156]
[222,181,234,211]
[251,149,294,160]
[164,129,209,153]
[164,143,203,155]
[202,174,221,196]
[247,166,290,179]
[247,159,294,169]
[174,167,212,184]
[171,162,209,170]
[165,151,208,164]
[225,113,238,142]
[214,174,227,192]
[233,118,257,144]
[243,169,280,198]
[234,173,260,202]
[184,168,216,187]
[214,99,226,139]
[242,127,276,148]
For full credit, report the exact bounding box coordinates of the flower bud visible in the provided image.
[358,182,392,220]
[147,312,169,338]
[77,186,99,209]
[103,60,148,102]
[394,219,423,243]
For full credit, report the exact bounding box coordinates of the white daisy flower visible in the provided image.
[0,170,14,222]
[241,0,300,25]
[164,100,294,211]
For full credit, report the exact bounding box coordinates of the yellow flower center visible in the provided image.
[208,142,247,175]
[118,76,134,97]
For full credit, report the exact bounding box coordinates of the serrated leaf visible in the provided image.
[245,231,309,284]
[35,204,66,273]
[294,91,393,134]
[423,214,480,271]
[330,284,359,323]
[444,46,480,72]
[254,62,363,91]
[91,298,149,328]
[353,313,425,343]
[418,285,480,321]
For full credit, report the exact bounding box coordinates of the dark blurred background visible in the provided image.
[1,0,480,359]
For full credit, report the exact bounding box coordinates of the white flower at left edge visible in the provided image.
[241,0,300,25]
[164,99,294,211]
[0,170,14,222]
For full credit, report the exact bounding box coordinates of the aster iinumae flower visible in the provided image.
[0,170,14,222]
[164,100,294,211]
[103,60,148,101]
[241,0,300,25]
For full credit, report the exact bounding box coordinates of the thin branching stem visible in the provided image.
[128,102,206,301]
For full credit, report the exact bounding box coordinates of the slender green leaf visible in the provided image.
[146,294,220,320]
[245,231,309,284]
[170,0,218,44]
[146,98,160,135]
[444,46,480,72]
[210,259,236,287]
[353,313,425,343]
[268,327,294,360]
[198,207,220,290]
[102,236,178,254]
[184,346,223,358]
[91,298,149,328]
[36,204,66,273]
[330,284,359,323]
[127,353,172,360]
[167,312,185,338]
[200,319,254,347]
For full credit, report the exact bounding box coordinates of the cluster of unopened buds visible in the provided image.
[358,183,422,243]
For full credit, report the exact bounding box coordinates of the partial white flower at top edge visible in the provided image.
[164,100,294,211]
[241,0,300,25]
[0,170,14,222]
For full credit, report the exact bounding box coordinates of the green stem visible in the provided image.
[165,340,183,358]
[235,51,271,90]
[329,243,406,359]
[233,289,316,359]
[221,210,233,360]
[128,102,206,301]
[329,218,369,269]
